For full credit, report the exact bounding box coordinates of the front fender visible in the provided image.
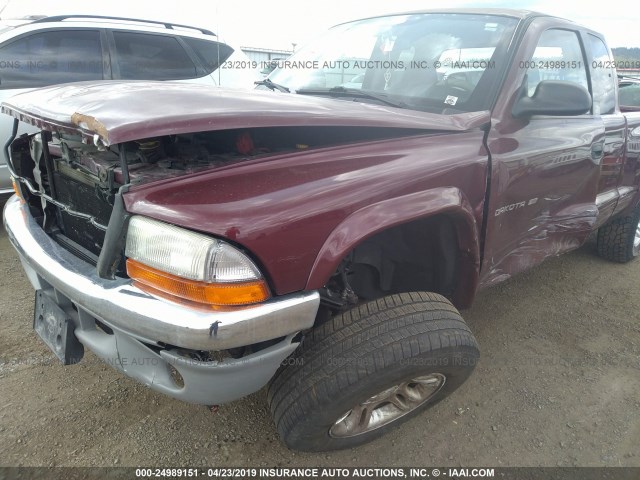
[306,187,481,309]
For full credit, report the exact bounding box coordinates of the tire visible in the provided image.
[597,205,640,263]
[267,292,479,452]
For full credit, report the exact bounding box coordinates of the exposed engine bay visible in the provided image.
[19,125,422,195]
[10,125,423,272]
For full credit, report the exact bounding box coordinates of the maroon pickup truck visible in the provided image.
[3,9,640,451]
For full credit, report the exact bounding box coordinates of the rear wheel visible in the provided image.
[267,292,479,451]
[597,205,640,263]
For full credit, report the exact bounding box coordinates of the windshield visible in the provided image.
[269,13,518,113]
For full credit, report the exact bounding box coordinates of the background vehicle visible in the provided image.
[0,14,256,195]
[4,9,640,452]
[619,75,640,111]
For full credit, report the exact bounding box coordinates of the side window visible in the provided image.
[588,34,616,115]
[112,32,198,80]
[0,30,103,89]
[183,37,234,75]
[527,29,588,97]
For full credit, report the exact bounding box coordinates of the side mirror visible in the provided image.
[512,80,592,118]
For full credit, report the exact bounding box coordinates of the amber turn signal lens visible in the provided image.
[12,178,23,200]
[126,259,270,307]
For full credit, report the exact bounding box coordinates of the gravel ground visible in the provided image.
[1,197,639,468]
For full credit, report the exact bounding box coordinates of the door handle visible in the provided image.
[591,142,604,162]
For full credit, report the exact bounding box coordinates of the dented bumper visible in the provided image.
[3,196,319,403]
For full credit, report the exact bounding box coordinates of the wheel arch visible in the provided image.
[306,187,481,309]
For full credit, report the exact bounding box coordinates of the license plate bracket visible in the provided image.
[33,290,84,365]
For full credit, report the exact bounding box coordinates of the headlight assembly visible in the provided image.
[125,216,270,307]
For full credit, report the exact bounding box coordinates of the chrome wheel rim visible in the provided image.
[634,222,640,256]
[329,373,446,438]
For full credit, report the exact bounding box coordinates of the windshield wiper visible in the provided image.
[296,86,407,109]
[255,78,290,93]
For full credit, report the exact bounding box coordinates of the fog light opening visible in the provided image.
[168,365,185,389]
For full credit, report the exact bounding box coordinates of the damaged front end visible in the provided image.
[8,125,282,277]
[10,128,125,276]
[3,116,322,403]
[9,120,407,278]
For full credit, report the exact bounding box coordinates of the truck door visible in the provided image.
[586,33,639,217]
[480,21,605,287]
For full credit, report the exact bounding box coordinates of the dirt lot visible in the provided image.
[1,197,639,468]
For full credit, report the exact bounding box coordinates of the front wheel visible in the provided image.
[267,292,479,451]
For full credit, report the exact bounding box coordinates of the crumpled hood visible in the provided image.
[1,80,490,146]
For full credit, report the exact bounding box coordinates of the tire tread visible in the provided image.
[597,207,640,263]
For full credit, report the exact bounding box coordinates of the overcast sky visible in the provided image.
[0,0,637,50]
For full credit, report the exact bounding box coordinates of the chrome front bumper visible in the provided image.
[3,196,320,403]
